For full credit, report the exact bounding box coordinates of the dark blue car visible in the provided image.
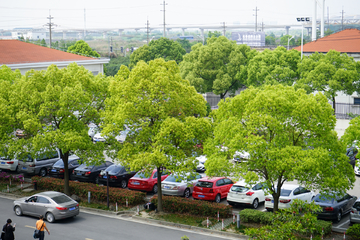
[313,192,357,223]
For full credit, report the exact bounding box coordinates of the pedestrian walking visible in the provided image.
[2,219,15,240]
[35,215,50,240]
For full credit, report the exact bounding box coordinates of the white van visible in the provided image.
[17,149,61,177]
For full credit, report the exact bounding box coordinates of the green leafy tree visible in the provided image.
[246,46,301,87]
[3,63,109,195]
[296,50,359,112]
[40,39,47,47]
[205,85,355,212]
[175,38,192,53]
[180,36,256,99]
[103,59,212,212]
[130,38,186,68]
[105,56,130,76]
[341,116,360,151]
[265,35,276,45]
[325,28,334,36]
[207,31,222,38]
[67,40,100,58]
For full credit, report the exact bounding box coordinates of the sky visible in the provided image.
[0,0,359,31]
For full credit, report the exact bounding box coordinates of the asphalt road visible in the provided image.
[0,196,238,240]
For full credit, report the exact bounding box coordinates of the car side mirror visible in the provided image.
[25,199,28,202]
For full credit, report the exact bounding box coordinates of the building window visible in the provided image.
[354,98,360,105]
[91,71,99,76]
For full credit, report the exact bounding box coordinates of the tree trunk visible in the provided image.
[273,193,280,212]
[156,166,163,213]
[60,150,70,196]
[332,96,336,115]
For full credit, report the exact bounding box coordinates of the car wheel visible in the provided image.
[14,166,18,172]
[184,188,191,198]
[335,210,342,223]
[215,194,221,203]
[153,184,158,194]
[39,168,47,177]
[252,198,259,209]
[14,206,22,216]
[46,212,55,223]
[121,179,127,189]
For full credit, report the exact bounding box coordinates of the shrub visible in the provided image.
[31,176,146,207]
[239,209,273,225]
[313,220,332,236]
[0,172,24,183]
[150,195,232,218]
[347,223,360,239]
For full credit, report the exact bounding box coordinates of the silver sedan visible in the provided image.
[13,191,79,222]
[350,198,360,225]
[162,173,203,198]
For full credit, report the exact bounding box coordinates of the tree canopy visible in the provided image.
[0,63,109,195]
[129,37,186,68]
[296,50,359,111]
[103,58,212,212]
[246,47,301,87]
[180,36,256,99]
[205,85,355,212]
[67,40,100,58]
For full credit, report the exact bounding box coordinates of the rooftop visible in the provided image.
[0,40,96,65]
[293,29,360,53]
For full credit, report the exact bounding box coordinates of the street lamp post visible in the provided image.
[287,36,294,50]
[296,17,310,60]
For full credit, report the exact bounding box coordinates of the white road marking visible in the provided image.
[85,238,94,240]
[336,219,350,228]
[25,225,36,229]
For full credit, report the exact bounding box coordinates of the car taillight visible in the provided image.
[6,161,14,164]
[110,176,117,179]
[246,191,255,196]
[56,207,67,210]
[59,169,64,173]
[209,189,214,193]
[324,207,334,211]
[72,170,75,174]
[84,171,91,176]
[29,164,35,167]
[265,197,272,201]
[76,203,79,207]
[280,199,291,204]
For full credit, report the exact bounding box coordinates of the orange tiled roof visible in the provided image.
[0,40,96,65]
[293,29,360,53]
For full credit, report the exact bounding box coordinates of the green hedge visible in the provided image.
[31,176,146,207]
[346,224,360,239]
[150,195,232,218]
[239,209,332,236]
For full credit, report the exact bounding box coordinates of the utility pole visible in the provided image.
[327,6,330,31]
[221,22,226,37]
[146,18,150,44]
[45,12,55,48]
[161,1,167,38]
[261,20,264,32]
[253,6,259,32]
[341,10,344,30]
[84,8,86,40]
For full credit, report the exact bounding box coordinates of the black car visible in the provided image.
[346,147,358,168]
[48,156,81,179]
[71,161,113,184]
[313,192,357,223]
[98,164,137,188]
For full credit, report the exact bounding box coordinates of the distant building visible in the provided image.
[0,40,109,75]
[231,32,265,47]
[172,36,194,40]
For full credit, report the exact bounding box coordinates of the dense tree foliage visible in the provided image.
[0,63,109,195]
[105,56,130,76]
[205,85,355,212]
[246,47,301,87]
[67,40,100,58]
[296,50,359,112]
[180,36,256,99]
[103,59,212,212]
[130,38,186,68]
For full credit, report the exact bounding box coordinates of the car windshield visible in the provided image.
[53,160,64,168]
[51,195,73,204]
[314,195,334,204]
[165,175,184,183]
[231,185,250,193]
[76,164,94,170]
[133,172,150,179]
[196,181,213,188]
[105,165,124,175]
[353,202,360,211]
[274,188,292,197]
[19,154,33,162]
[0,156,10,160]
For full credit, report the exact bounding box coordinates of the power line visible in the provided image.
[44,12,56,48]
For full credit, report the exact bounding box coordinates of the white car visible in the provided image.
[233,151,250,163]
[195,155,207,172]
[227,180,266,209]
[0,156,18,172]
[88,123,100,140]
[93,129,129,143]
[354,160,360,175]
[264,184,315,211]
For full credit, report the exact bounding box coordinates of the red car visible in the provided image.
[193,177,234,203]
[128,169,169,193]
